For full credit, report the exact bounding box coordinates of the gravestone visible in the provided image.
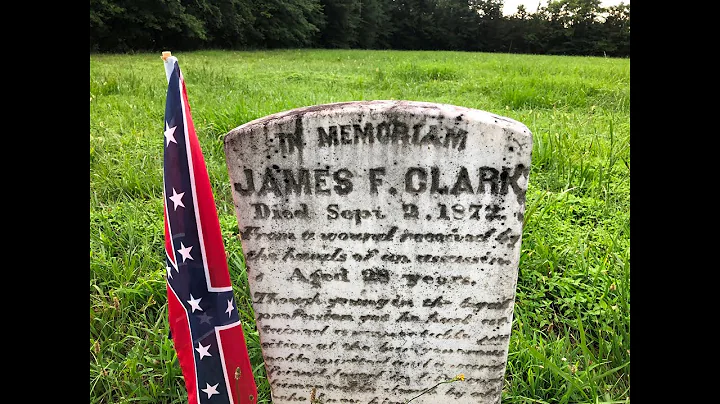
[224,100,532,404]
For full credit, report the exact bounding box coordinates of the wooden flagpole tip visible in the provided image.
[162,51,172,61]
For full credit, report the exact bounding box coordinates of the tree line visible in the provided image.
[90,0,629,57]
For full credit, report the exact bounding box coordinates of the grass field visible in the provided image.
[90,49,630,403]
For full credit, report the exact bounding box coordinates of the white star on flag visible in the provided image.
[195,342,212,360]
[168,188,185,211]
[187,294,203,312]
[164,122,177,146]
[177,242,193,262]
[166,265,173,279]
[201,383,220,399]
[225,299,235,317]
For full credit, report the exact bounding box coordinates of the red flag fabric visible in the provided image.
[162,57,258,404]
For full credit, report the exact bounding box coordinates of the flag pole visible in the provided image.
[162,51,177,83]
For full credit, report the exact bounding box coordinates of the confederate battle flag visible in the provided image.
[162,54,258,404]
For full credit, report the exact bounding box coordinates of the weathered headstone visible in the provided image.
[224,100,532,404]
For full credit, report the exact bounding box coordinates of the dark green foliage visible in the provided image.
[357,0,391,49]
[316,0,362,48]
[90,0,208,52]
[182,0,259,49]
[90,0,326,51]
[600,3,630,56]
[252,0,326,47]
[384,0,439,50]
[471,0,506,51]
[89,1,630,60]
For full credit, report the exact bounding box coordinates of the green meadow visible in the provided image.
[90,49,630,403]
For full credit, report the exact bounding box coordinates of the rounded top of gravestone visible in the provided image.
[225,100,530,141]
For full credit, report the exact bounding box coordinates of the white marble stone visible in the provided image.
[224,101,532,404]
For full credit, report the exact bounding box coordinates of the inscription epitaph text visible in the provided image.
[224,101,532,404]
